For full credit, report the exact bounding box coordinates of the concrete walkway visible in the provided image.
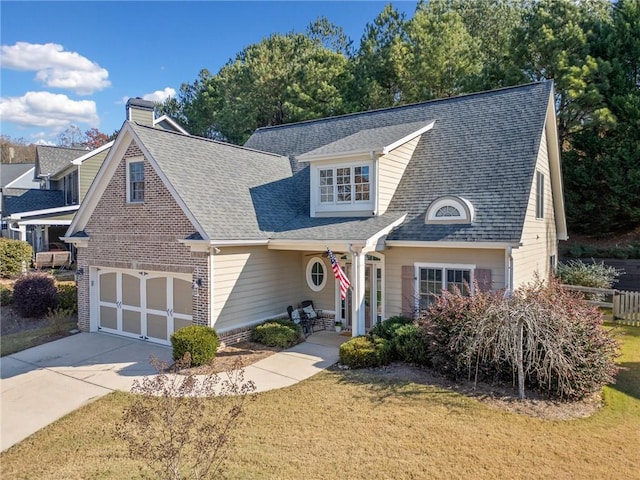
[1,330,346,452]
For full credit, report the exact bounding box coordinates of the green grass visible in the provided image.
[1,326,639,479]
[0,321,77,357]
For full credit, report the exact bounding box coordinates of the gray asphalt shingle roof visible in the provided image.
[0,164,35,187]
[129,123,300,240]
[2,189,65,216]
[245,82,554,244]
[298,120,431,159]
[35,145,87,178]
[270,212,406,241]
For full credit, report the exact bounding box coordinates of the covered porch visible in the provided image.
[267,213,406,337]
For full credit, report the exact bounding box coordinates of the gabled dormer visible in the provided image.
[299,120,434,218]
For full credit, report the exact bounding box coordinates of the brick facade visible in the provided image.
[76,140,210,332]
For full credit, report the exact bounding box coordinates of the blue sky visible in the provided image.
[1,1,416,144]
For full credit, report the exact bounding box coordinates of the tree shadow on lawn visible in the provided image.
[330,363,483,410]
[610,362,640,400]
[608,325,640,400]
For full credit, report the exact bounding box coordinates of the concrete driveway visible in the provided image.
[1,333,173,451]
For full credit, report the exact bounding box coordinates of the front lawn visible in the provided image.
[1,325,638,479]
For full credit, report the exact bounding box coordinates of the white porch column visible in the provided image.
[350,245,366,337]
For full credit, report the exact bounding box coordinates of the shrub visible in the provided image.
[369,315,413,341]
[339,336,392,369]
[116,356,256,480]
[392,324,429,366]
[252,319,301,348]
[0,238,32,278]
[369,316,415,360]
[170,325,219,366]
[557,259,622,289]
[418,287,499,378]
[0,284,12,306]
[56,282,77,313]
[12,273,58,318]
[418,279,619,400]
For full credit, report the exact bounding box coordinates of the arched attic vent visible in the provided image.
[425,196,475,224]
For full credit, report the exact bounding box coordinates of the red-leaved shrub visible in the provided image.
[12,273,58,318]
[418,278,619,400]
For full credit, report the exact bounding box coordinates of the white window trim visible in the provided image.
[306,257,327,292]
[318,164,371,206]
[425,196,474,224]
[414,263,476,310]
[312,159,376,217]
[126,157,145,204]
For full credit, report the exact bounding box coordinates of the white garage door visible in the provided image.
[94,268,193,345]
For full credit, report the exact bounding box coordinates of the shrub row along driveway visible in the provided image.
[0,331,344,451]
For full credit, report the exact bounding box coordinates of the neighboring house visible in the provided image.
[64,82,566,346]
[0,163,39,236]
[2,98,187,254]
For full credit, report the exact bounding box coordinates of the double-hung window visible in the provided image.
[128,159,145,203]
[417,264,473,310]
[319,165,370,205]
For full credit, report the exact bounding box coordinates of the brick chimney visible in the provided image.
[126,97,155,126]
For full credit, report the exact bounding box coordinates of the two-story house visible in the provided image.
[64,82,566,346]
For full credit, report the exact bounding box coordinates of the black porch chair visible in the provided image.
[287,305,311,337]
[300,300,325,332]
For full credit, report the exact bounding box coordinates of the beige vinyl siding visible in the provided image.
[383,247,506,318]
[300,254,335,311]
[377,136,420,214]
[129,108,154,126]
[212,247,303,330]
[511,129,558,287]
[79,149,109,202]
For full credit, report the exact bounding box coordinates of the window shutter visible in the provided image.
[475,269,492,292]
[401,265,415,318]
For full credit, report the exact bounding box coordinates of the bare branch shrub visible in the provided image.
[115,354,256,480]
[419,278,619,400]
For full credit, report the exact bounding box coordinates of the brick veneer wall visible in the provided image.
[76,140,210,332]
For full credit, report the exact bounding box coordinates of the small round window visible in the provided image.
[306,257,327,292]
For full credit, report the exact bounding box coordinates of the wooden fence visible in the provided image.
[560,285,640,326]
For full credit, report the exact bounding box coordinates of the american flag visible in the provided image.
[327,248,351,299]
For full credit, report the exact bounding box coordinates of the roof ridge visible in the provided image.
[252,81,550,134]
[130,122,286,159]
[36,145,88,152]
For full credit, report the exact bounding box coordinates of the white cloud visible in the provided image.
[0,42,110,95]
[34,137,56,146]
[0,91,99,128]
[142,87,176,103]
